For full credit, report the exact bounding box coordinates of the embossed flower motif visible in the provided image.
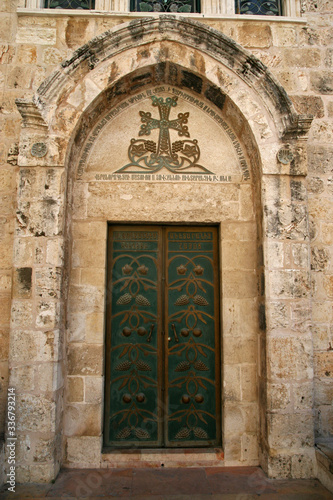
[137,265,148,275]
[122,264,133,275]
[182,144,197,157]
[177,264,187,275]
[194,265,204,275]
[131,143,146,157]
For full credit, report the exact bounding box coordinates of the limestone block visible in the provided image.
[224,404,244,436]
[311,246,329,271]
[224,337,256,365]
[268,336,313,380]
[68,285,104,313]
[86,312,104,344]
[46,238,64,267]
[67,376,84,403]
[0,274,11,293]
[314,351,333,378]
[35,268,62,299]
[10,299,33,328]
[271,26,297,47]
[267,270,311,299]
[0,242,14,271]
[290,301,311,334]
[308,146,333,174]
[324,275,333,298]
[17,394,56,433]
[292,243,310,268]
[311,300,333,323]
[236,24,272,48]
[0,168,14,191]
[36,363,64,394]
[293,382,314,411]
[36,300,60,329]
[17,199,64,238]
[283,48,321,68]
[241,433,259,462]
[10,365,35,392]
[265,241,284,268]
[16,27,56,46]
[64,403,102,436]
[223,364,241,402]
[221,221,256,242]
[291,96,324,119]
[268,413,314,450]
[42,47,63,65]
[16,45,37,64]
[314,379,333,406]
[321,223,333,245]
[310,120,333,144]
[14,238,34,267]
[72,239,106,269]
[267,383,291,411]
[223,437,241,463]
[12,267,32,299]
[222,241,256,271]
[10,330,38,363]
[68,344,103,376]
[15,434,32,463]
[222,270,257,299]
[276,71,308,93]
[308,176,325,194]
[29,463,58,483]
[312,324,330,351]
[240,364,257,402]
[0,15,14,42]
[33,437,57,463]
[66,436,101,467]
[310,71,333,94]
[67,311,85,342]
[85,376,103,404]
[80,269,105,288]
[267,454,291,479]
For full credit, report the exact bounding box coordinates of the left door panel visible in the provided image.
[104,226,163,447]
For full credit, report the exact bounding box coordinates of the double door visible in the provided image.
[104,226,220,448]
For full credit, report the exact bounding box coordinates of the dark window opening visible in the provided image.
[130,0,200,12]
[235,0,282,15]
[44,0,95,8]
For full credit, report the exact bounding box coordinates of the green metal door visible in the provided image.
[104,226,220,448]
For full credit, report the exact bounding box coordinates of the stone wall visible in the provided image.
[0,0,332,486]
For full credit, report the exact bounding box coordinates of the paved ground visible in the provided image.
[1,466,333,499]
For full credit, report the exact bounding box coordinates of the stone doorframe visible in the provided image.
[10,15,314,482]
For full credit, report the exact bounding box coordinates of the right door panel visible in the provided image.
[165,227,220,447]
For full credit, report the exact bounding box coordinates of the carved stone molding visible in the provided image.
[15,99,47,130]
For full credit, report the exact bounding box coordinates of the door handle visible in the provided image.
[147,324,155,343]
[171,324,179,343]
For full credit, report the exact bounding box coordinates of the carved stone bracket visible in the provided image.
[15,99,47,130]
[282,114,314,141]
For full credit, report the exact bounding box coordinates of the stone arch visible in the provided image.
[12,16,314,481]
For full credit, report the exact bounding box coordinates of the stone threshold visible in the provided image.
[101,447,225,468]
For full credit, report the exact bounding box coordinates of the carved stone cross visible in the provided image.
[139,96,190,157]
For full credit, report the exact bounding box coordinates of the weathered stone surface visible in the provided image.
[310,71,333,94]
[67,376,84,403]
[66,436,101,466]
[17,394,56,433]
[64,403,102,436]
[315,351,333,378]
[68,344,103,376]
[291,95,324,118]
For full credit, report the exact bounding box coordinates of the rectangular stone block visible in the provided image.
[222,270,257,299]
[66,436,101,467]
[68,376,84,403]
[64,403,102,436]
[68,344,103,376]
[222,240,256,270]
[17,394,56,433]
[16,27,56,45]
[68,285,104,313]
[85,376,103,404]
[12,267,32,299]
[314,351,333,378]
[36,268,62,299]
[268,413,314,450]
[268,336,313,381]
[223,364,241,402]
